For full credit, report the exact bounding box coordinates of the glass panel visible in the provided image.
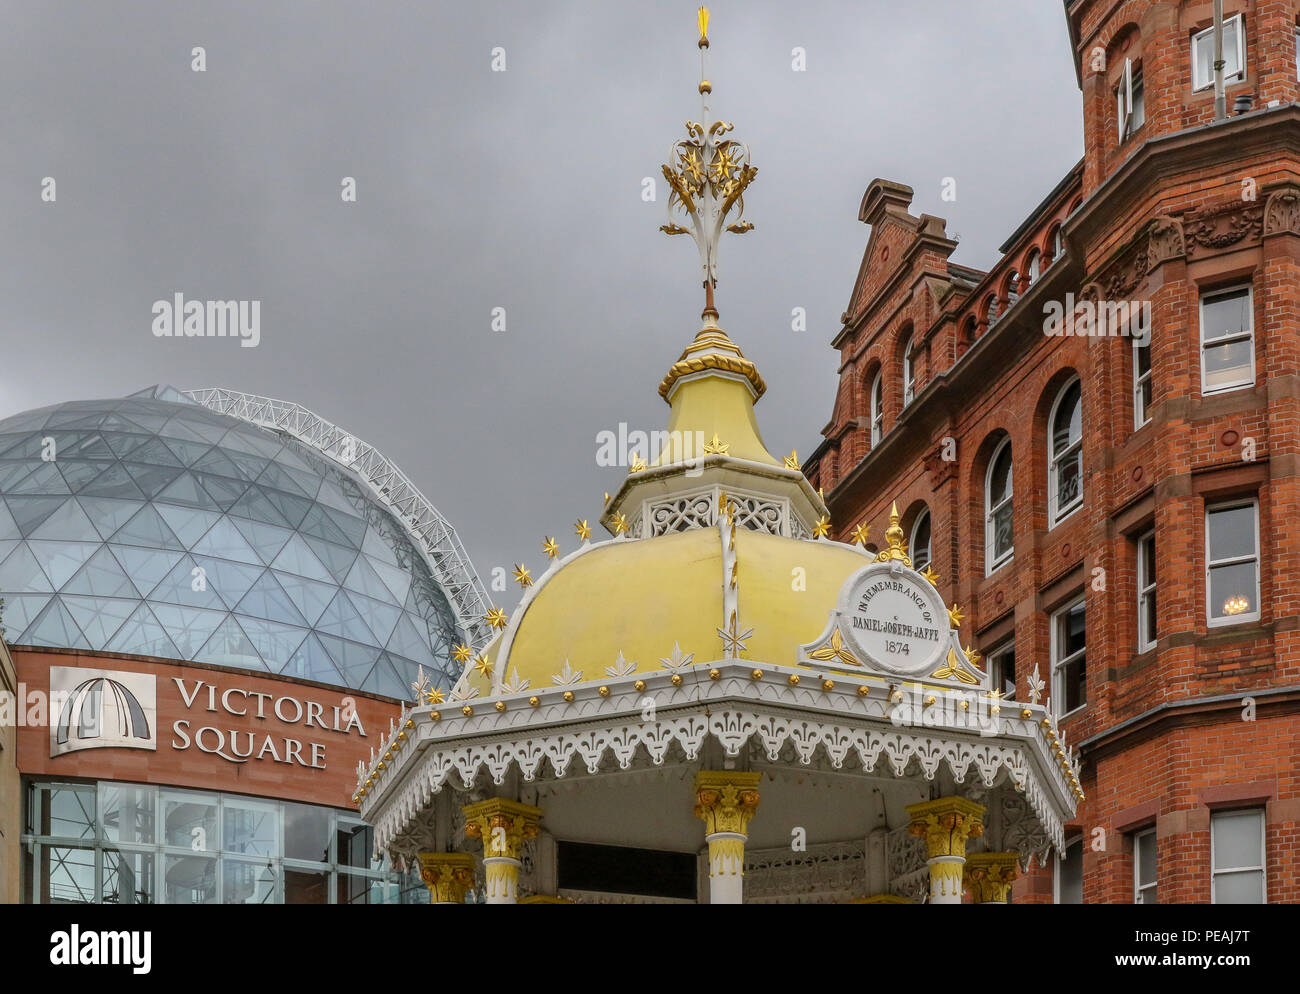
[147,603,227,659]
[1137,832,1157,886]
[285,867,329,905]
[337,873,398,905]
[1203,339,1252,391]
[163,854,217,904]
[41,845,97,904]
[163,792,218,851]
[1055,449,1082,513]
[1208,505,1256,563]
[1209,562,1257,620]
[235,571,308,626]
[1214,869,1264,904]
[62,595,138,648]
[1213,810,1263,869]
[1051,382,1081,454]
[222,799,279,858]
[107,544,183,597]
[992,648,1016,699]
[223,858,279,904]
[102,849,155,905]
[336,820,377,870]
[1062,658,1086,714]
[38,784,97,840]
[0,541,54,592]
[99,783,156,845]
[155,504,221,548]
[989,445,1012,505]
[1061,602,1086,658]
[283,802,332,863]
[1142,590,1157,647]
[61,546,138,598]
[106,602,180,658]
[27,540,99,589]
[992,502,1014,561]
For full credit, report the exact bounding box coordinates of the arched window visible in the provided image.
[985,437,1014,573]
[1049,378,1083,525]
[1026,250,1041,286]
[902,336,915,407]
[1006,270,1021,309]
[986,294,1000,329]
[910,508,932,571]
[1052,226,1064,265]
[869,371,884,445]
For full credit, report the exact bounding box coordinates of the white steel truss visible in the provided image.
[185,387,493,647]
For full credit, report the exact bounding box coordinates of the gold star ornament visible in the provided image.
[849,523,871,546]
[612,512,630,535]
[783,449,799,470]
[703,433,729,455]
[575,519,592,541]
[424,687,446,706]
[512,564,533,588]
[542,537,560,559]
[812,515,832,539]
[485,606,509,630]
[452,643,473,664]
[473,654,493,679]
[920,564,941,587]
[948,603,965,628]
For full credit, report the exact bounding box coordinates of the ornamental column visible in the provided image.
[964,851,1020,905]
[462,798,543,904]
[416,852,476,905]
[693,770,761,905]
[905,797,985,905]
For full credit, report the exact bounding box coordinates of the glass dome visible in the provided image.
[0,387,466,699]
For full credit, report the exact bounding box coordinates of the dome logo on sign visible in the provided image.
[50,666,157,758]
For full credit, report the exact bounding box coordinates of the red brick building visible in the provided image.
[805,0,1300,904]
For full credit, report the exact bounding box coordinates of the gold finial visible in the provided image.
[873,500,913,566]
[629,452,647,473]
[698,6,709,44]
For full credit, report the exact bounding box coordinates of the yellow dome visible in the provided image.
[467,525,871,696]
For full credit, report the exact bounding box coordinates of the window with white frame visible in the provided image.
[1056,837,1083,904]
[987,640,1016,700]
[1137,530,1157,652]
[1206,500,1260,626]
[1200,286,1254,395]
[1134,828,1158,904]
[1051,597,1086,717]
[902,337,915,407]
[1211,809,1266,904]
[1049,378,1083,525]
[986,437,1014,573]
[1192,14,1246,92]
[1026,250,1041,286]
[1117,59,1145,141]
[1052,226,1065,265]
[909,508,931,571]
[870,371,883,445]
[1133,331,1153,428]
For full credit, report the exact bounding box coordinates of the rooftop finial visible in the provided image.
[660,7,756,325]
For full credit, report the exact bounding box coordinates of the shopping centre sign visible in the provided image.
[169,675,367,768]
[46,664,368,770]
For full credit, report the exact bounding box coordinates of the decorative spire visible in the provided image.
[660,6,757,321]
[874,501,913,566]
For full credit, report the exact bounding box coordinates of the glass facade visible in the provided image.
[22,779,424,904]
[0,386,466,697]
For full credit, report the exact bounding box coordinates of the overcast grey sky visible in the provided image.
[0,0,1080,609]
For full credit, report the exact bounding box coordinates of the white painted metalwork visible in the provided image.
[184,387,492,647]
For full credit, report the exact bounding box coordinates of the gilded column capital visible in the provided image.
[693,770,762,836]
[963,851,1020,904]
[461,798,543,861]
[416,852,476,904]
[905,796,986,859]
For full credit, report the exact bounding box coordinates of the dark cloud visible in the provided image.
[0,0,1080,608]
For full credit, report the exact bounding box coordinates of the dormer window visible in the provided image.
[1192,14,1245,92]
